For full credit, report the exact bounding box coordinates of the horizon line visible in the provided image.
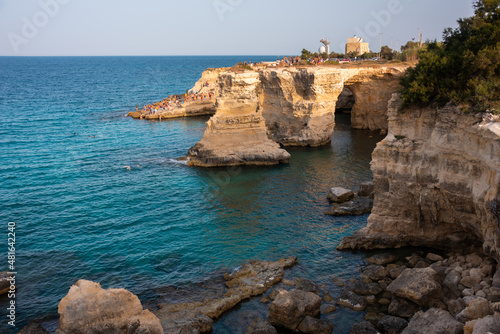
[0,54,294,58]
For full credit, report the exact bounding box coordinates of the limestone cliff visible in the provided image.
[186,70,291,167]
[260,66,406,146]
[339,94,500,261]
[186,65,407,166]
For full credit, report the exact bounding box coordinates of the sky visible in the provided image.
[0,0,475,56]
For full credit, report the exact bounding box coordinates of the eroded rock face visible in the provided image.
[57,280,163,334]
[338,94,500,262]
[260,66,406,145]
[186,65,407,166]
[186,71,291,167]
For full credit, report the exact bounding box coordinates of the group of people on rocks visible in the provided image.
[279,56,301,67]
[184,89,214,102]
[136,82,216,116]
[137,96,183,115]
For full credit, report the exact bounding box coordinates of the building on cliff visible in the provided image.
[346,36,370,56]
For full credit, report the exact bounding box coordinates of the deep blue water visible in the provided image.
[0,56,382,333]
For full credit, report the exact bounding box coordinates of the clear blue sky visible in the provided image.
[0,0,474,56]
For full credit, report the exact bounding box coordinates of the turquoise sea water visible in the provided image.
[0,56,382,333]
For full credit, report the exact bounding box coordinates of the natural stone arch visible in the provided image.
[335,87,356,114]
[345,72,403,131]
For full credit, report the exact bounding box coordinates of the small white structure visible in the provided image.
[320,38,330,55]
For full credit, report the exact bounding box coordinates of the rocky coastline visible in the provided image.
[338,94,500,263]
[21,248,500,334]
[128,64,408,167]
[21,63,500,333]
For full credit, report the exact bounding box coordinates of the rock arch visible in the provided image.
[186,65,409,166]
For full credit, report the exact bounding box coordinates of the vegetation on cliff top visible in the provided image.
[401,0,500,113]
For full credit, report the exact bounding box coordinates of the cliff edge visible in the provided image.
[185,64,407,166]
[339,94,500,261]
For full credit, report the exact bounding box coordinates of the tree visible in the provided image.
[330,51,345,59]
[400,0,500,112]
[400,41,421,61]
[346,51,358,59]
[301,48,312,60]
[380,45,394,60]
[360,52,376,59]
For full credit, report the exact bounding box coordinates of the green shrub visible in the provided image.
[400,0,500,113]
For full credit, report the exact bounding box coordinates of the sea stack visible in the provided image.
[186,70,291,167]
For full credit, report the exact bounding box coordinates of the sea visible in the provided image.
[0,56,384,333]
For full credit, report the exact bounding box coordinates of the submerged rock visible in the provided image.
[57,280,163,334]
[297,279,319,294]
[351,280,383,296]
[297,316,334,334]
[350,321,381,334]
[155,257,297,333]
[19,323,50,334]
[246,318,277,334]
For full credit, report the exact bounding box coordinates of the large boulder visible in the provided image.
[456,298,492,323]
[57,280,163,334]
[472,315,500,334]
[387,268,442,306]
[267,289,321,330]
[401,308,463,334]
[297,279,319,294]
[327,187,354,203]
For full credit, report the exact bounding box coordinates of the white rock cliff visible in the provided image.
[339,94,500,261]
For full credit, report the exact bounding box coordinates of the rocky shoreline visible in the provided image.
[19,248,500,334]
